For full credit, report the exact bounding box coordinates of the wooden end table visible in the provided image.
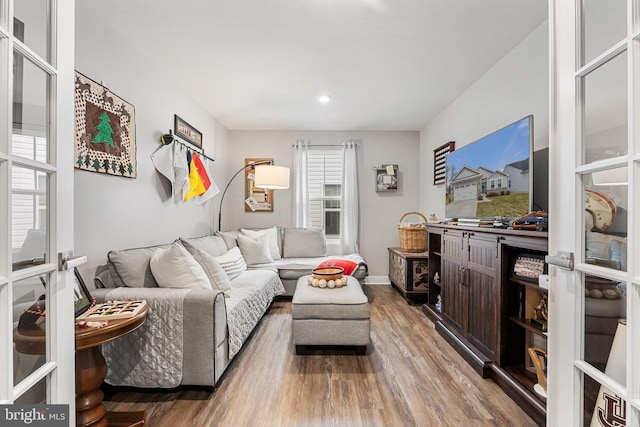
[14,305,148,427]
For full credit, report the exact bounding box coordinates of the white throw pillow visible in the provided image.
[149,242,212,290]
[240,227,281,260]
[237,233,274,265]
[192,249,232,294]
[215,246,247,281]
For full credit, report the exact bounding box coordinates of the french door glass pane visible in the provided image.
[12,167,48,270]
[13,275,48,387]
[581,0,626,65]
[13,0,50,62]
[15,377,46,404]
[582,53,627,164]
[583,169,628,271]
[581,336,628,426]
[12,52,50,162]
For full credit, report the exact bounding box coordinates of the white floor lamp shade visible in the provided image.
[254,165,289,189]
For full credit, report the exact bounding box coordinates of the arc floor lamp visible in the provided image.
[217,161,289,231]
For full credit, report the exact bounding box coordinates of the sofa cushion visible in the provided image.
[108,243,173,288]
[215,246,247,280]
[240,227,281,260]
[215,230,240,249]
[237,233,274,265]
[282,228,327,258]
[180,235,228,258]
[150,242,212,290]
[192,249,231,294]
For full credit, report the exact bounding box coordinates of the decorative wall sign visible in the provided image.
[74,71,136,177]
[174,115,203,149]
[433,141,455,185]
[245,157,274,212]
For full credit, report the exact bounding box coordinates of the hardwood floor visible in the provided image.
[102,285,538,427]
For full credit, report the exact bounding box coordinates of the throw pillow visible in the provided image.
[108,243,173,288]
[240,227,281,260]
[180,235,228,258]
[215,246,247,281]
[214,230,239,249]
[149,242,212,290]
[316,259,359,275]
[282,228,327,258]
[237,233,274,265]
[192,249,232,294]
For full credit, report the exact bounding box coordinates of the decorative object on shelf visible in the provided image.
[531,292,548,331]
[174,114,203,149]
[511,211,548,231]
[217,159,289,230]
[511,253,547,281]
[398,212,428,252]
[308,267,347,288]
[76,300,147,322]
[528,347,547,399]
[74,71,136,178]
[591,320,626,427]
[433,141,455,185]
[435,294,442,312]
[585,189,617,232]
[373,164,398,192]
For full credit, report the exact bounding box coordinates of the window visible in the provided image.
[308,149,342,236]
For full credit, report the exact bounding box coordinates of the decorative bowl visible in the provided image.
[312,266,344,281]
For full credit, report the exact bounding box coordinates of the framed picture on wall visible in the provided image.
[244,157,274,212]
[374,164,398,192]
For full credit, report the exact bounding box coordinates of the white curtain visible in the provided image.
[340,140,359,254]
[291,139,310,227]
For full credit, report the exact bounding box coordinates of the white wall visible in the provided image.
[224,131,420,278]
[74,3,228,283]
[420,21,549,218]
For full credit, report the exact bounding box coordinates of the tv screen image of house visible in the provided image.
[445,115,532,220]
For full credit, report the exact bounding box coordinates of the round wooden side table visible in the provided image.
[14,305,148,427]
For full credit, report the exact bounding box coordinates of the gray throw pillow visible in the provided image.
[282,228,327,258]
[237,233,274,265]
[108,243,173,288]
[180,235,228,258]
[192,249,232,294]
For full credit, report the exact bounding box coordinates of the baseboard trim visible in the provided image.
[364,276,390,285]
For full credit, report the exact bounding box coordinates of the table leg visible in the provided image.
[76,346,108,427]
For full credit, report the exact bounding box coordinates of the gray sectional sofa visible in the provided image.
[90,227,367,388]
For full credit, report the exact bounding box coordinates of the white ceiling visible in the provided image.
[87,0,547,131]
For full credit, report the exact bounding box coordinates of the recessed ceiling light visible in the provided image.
[318,94,331,104]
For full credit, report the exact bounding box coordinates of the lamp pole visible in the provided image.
[217,160,272,231]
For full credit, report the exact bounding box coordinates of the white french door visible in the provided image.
[549,0,639,425]
[0,0,76,421]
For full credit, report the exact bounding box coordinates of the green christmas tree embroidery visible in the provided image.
[92,158,101,171]
[118,163,126,175]
[76,154,84,168]
[102,159,110,172]
[84,155,91,167]
[127,163,133,175]
[92,112,115,147]
[111,161,117,173]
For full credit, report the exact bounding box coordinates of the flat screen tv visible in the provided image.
[445,115,533,221]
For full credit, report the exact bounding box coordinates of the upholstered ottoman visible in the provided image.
[292,275,370,355]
